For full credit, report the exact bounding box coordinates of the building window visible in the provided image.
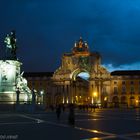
[122,86,126,94]
[114,87,118,94]
[114,81,117,85]
[130,86,134,94]
[130,81,134,85]
[122,81,125,85]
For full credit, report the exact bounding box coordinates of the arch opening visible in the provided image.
[71,69,90,81]
[77,72,90,81]
[70,69,90,105]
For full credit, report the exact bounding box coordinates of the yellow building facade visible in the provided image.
[110,71,140,108]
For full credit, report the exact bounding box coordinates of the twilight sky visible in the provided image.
[0,0,140,72]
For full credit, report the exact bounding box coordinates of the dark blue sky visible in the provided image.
[1,0,140,72]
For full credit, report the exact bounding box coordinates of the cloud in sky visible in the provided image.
[104,62,140,72]
[0,0,140,72]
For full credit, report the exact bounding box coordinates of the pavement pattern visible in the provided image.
[0,108,140,140]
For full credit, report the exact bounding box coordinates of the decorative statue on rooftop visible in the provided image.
[4,30,17,60]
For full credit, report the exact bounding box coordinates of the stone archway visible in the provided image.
[70,69,90,104]
[52,37,110,105]
[71,68,90,81]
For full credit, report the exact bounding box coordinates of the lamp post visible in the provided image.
[40,90,44,104]
[92,92,97,104]
[91,92,97,112]
[104,96,107,108]
[93,92,97,106]
[135,99,139,107]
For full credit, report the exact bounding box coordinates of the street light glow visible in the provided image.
[136,100,139,103]
[104,97,107,101]
[93,92,97,97]
[40,90,44,95]
[93,130,99,133]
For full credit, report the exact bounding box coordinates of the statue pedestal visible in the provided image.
[0,60,31,104]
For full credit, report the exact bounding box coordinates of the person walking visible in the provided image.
[68,104,75,126]
[56,105,61,120]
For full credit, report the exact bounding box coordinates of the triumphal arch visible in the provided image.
[52,37,110,106]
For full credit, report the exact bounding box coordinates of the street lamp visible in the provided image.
[103,96,108,108]
[40,90,44,104]
[93,92,97,98]
[94,92,97,106]
[135,99,139,107]
[92,92,97,104]
[104,97,107,101]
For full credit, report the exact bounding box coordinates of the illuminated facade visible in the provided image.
[23,72,53,105]
[25,38,110,107]
[110,71,140,107]
[52,37,110,106]
[24,38,140,108]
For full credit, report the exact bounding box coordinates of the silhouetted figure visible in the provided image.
[93,104,96,112]
[32,89,36,105]
[16,88,20,105]
[68,104,75,126]
[31,89,36,113]
[62,104,65,112]
[56,105,61,120]
[15,88,20,111]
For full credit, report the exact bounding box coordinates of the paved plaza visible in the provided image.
[0,108,140,140]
